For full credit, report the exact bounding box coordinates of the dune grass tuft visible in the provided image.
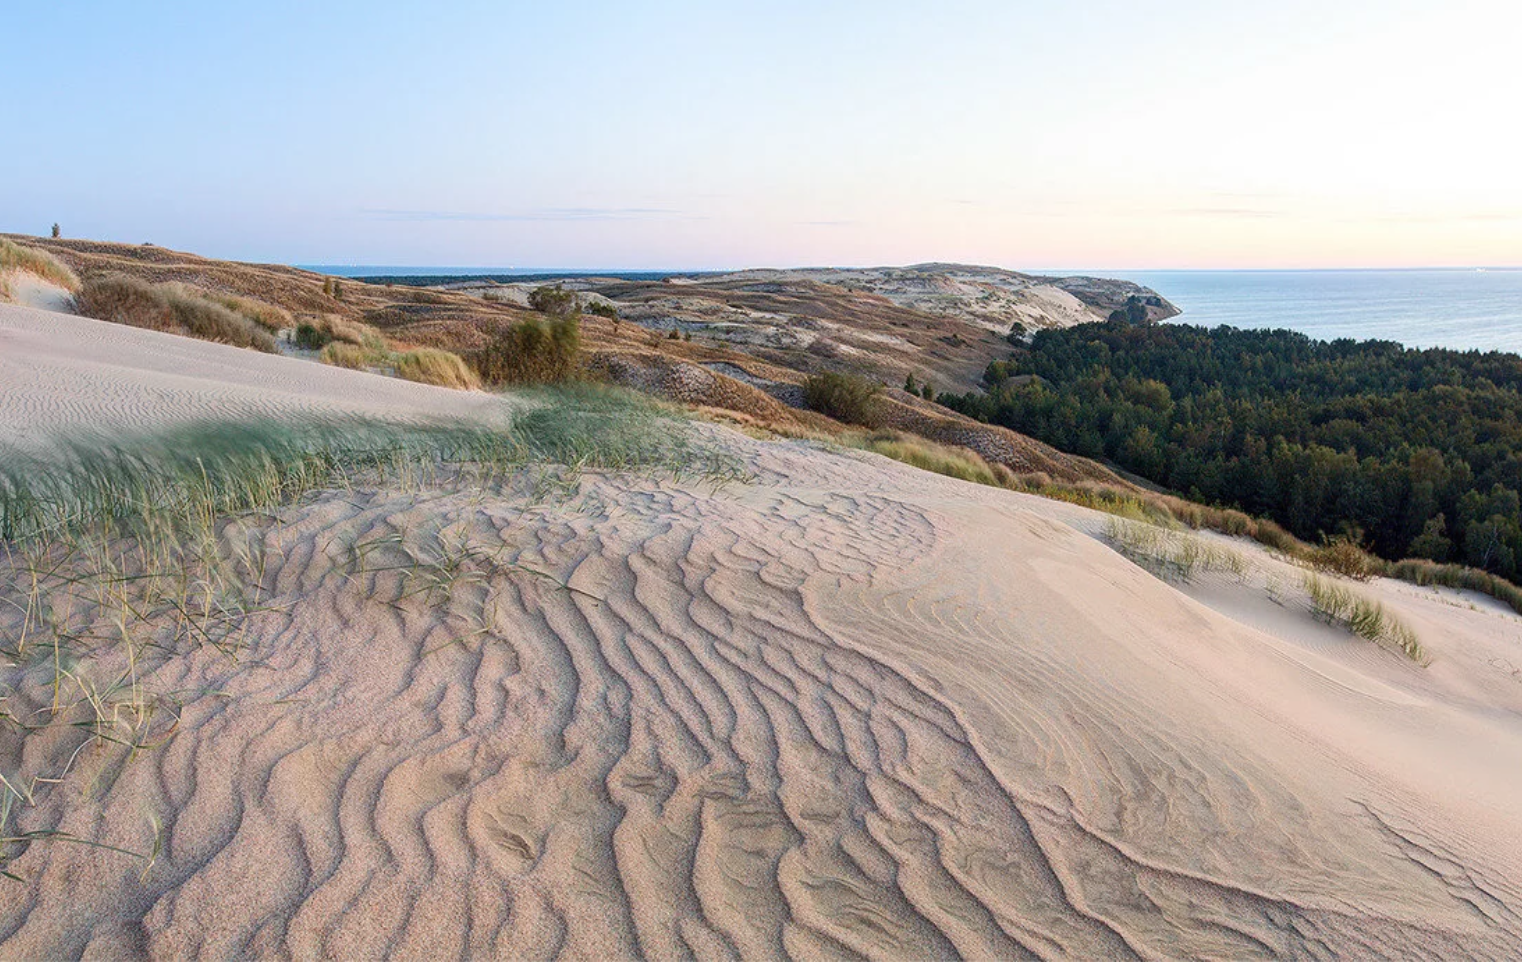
[0,386,745,877]
[1104,517,1249,583]
[1303,573,1425,662]
[394,349,482,390]
[0,240,80,295]
[202,290,292,333]
[74,276,277,353]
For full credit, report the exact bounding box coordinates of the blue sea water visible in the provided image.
[1117,269,1522,354]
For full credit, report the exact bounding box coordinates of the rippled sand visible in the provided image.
[3,304,1521,958]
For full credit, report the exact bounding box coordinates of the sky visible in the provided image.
[4,0,1520,270]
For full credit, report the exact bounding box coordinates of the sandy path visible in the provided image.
[1,301,1521,957]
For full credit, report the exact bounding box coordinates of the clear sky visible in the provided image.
[4,0,1519,269]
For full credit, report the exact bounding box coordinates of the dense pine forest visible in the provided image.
[942,321,1522,581]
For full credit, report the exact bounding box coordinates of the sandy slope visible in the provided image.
[2,304,1522,958]
[0,303,506,448]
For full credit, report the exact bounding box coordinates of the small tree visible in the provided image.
[803,371,883,427]
[50,223,61,239]
[322,277,335,298]
[528,283,579,317]
[904,373,919,395]
[921,382,935,401]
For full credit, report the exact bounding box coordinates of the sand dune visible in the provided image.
[2,303,1522,958]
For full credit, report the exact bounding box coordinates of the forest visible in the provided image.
[941,320,1522,581]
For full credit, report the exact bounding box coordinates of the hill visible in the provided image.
[2,234,1161,484]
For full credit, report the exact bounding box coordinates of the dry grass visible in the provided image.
[395,349,481,390]
[0,240,80,295]
[204,291,292,333]
[319,342,371,370]
[1104,517,1250,583]
[74,276,276,353]
[1304,573,1426,662]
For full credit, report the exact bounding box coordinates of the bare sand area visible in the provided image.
[2,303,1522,958]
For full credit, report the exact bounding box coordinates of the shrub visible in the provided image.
[803,371,883,427]
[0,239,79,291]
[394,349,480,390]
[51,223,61,239]
[528,283,579,316]
[1309,536,1381,580]
[294,322,332,350]
[470,315,581,385]
[586,300,618,320]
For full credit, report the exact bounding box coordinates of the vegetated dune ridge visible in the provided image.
[2,234,1132,485]
[2,306,1521,959]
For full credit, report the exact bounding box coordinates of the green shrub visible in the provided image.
[528,283,579,317]
[803,371,883,427]
[586,300,618,320]
[295,322,333,350]
[470,315,581,385]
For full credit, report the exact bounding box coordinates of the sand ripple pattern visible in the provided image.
[2,437,1522,958]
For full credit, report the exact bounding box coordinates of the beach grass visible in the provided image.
[0,385,743,877]
[1304,573,1425,663]
[0,240,79,296]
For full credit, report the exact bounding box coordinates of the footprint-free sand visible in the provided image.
[2,302,1521,958]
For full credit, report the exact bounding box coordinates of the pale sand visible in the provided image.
[3,303,1522,957]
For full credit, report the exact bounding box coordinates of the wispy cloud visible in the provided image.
[1172,207,1283,219]
[361,207,690,223]
[797,219,858,227]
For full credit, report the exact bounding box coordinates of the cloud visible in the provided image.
[797,219,858,227]
[361,207,689,223]
[1171,207,1283,219]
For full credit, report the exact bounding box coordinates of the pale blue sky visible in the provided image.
[4,0,1519,268]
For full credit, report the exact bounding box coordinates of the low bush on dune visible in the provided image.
[74,275,277,352]
[471,315,581,385]
[803,371,883,427]
[0,239,80,295]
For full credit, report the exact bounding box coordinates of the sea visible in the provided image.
[311,264,1522,356]
[1116,269,1522,354]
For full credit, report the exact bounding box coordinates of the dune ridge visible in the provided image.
[2,301,1522,958]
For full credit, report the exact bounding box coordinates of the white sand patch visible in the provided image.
[1,270,74,313]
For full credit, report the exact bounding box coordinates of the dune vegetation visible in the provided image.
[0,240,79,298]
[0,385,745,880]
[74,275,277,353]
[1304,573,1426,662]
